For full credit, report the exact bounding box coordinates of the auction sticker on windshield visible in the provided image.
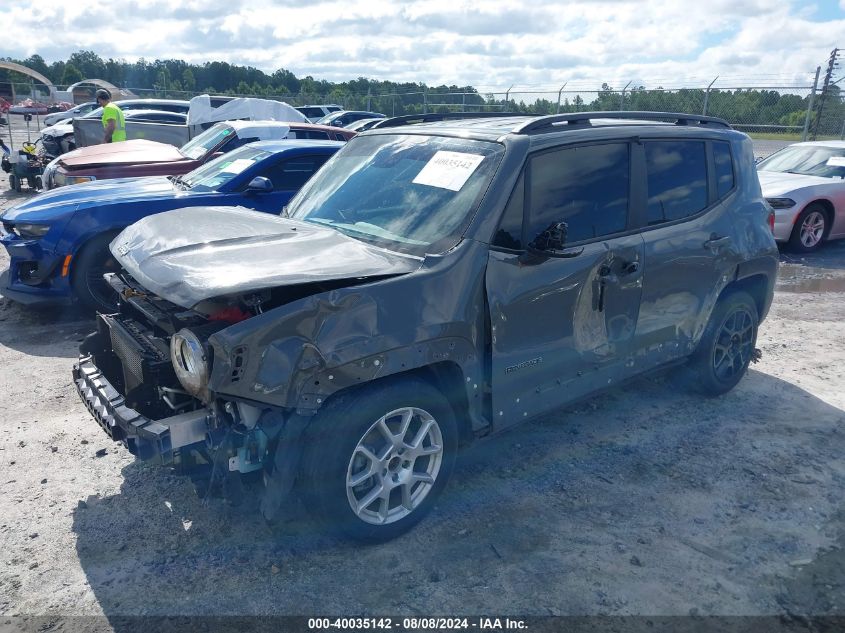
[826,156,845,167]
[413,151,485,191]
[220,158,255,174]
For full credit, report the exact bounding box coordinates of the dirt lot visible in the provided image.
[0,118,842,622]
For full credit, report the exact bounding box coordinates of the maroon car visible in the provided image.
[44,120,355,189]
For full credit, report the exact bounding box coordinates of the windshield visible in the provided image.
[286,134,504,255]
[758,145,845,178]
[180,145,270,192]
[179,123,236,160]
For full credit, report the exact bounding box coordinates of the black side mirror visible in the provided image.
[530,221,568,251]
[247,176,273,193]
[527,221,583,258]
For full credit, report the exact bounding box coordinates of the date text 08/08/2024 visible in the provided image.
[308,617,528,630]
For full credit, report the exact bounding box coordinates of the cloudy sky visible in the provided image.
[2,0,844,91]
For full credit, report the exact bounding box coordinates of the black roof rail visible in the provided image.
[513,111,731,134]
[371,111,525,129]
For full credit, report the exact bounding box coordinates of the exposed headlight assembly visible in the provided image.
[171,329,210,401]
[67,175,96,185]
[53,173,95,187]
[12,222,51,238]
[765,197,796,209]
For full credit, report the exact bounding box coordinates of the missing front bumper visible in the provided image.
[73,356,210,463]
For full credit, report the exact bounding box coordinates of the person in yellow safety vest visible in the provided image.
[95,89,126,143]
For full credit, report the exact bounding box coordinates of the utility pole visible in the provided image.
[619,80,631,111]
[811,48,840,140]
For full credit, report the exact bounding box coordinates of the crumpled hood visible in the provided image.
[1,177,177,222]
[58,139,186,168]
[111,206,422,308]
[757,170,836,197]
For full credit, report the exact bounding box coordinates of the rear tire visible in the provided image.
[9,174,20,192]
[298,377,458,542]
[686,291,758,396]
[70,233,121,313]
[788,204,828,253]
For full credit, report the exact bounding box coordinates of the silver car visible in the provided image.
[757,141,845,252]
[43,102,98,127]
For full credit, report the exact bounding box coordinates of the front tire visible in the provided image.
[299,377,458,542]
[788,204,828,252]
[70,233,121,312]
[687,291,759,396]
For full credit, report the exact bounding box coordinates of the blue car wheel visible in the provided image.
[71,233,121,312]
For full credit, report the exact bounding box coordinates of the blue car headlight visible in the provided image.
[11,222,51,238]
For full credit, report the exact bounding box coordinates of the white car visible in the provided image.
[43,101,98,127]
[757,140,845,252]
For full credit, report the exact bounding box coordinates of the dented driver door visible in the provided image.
[484,140,644,429]
[486,236,644,428]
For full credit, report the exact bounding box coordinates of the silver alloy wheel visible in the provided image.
[346,406,443,525]
[800,210,826,248]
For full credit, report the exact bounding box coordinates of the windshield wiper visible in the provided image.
[169,174,191,190]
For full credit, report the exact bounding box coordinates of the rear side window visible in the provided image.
[288,130,331,140]
[645,141,707,225]
[297,107,325,119]
[260,156,330,190]
[528,143,629,244]
[158,103,189,113]
[713,141,735,198]
[219,136,259,153]
[131,113,185,124]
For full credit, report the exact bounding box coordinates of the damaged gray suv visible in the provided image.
[74,112,778,542]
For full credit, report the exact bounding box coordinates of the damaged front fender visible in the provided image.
[208,239,491,426]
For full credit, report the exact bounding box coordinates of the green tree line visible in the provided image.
[2,51,842,134]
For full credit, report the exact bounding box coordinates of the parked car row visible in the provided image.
[42,119,355,189]
[39,98,192,158]
[8,110,845,543]
[1,110,784,543]
[2,139,343,311]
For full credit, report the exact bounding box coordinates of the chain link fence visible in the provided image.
[3,77,844,141]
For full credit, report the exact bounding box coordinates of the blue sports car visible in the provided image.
[1,140,342,311]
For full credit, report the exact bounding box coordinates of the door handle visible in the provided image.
[704,235,732,250]
[621,261,640,275]
[598,264,619,284]
[596,260,640,312]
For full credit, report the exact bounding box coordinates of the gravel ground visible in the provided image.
[0,117,843,622]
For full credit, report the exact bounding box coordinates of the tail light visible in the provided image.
[768,210,775,234]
